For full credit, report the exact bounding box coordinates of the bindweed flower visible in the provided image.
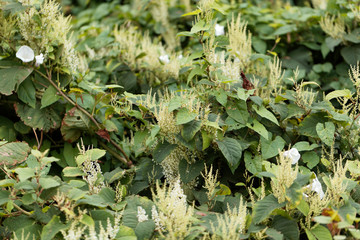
[310,176,325,199]
[215,24,225,36]
[159,55,170,64]
[283,148,301,164]
[16,45,34,62]
[304,174,325,199]
[35,53,44,67]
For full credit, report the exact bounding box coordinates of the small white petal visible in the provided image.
[283,148,301,164]
[35,53,44,67]
[159,55,170,64]
[311,177,325,199]
[16,45,35,63]
[215,24,225,36]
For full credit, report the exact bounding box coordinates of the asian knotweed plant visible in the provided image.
[151,180,194,240]
[17,0,79,73]
[270,150,299,203]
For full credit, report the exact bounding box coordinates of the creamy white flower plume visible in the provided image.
[283,148,301,164]
[215,24,225,36]
[35,53,44,66]
[16,45,34,63]
[159,55,170,64]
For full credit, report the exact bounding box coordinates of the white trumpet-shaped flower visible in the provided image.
[309,176,325,199]
[159,55,170,64]
[16,45,35,63]
[35,53,44,67]
[283,148,301,164]
[215,24,225,36]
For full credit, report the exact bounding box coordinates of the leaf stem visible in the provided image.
[13,202,32,216]
[98,141,133,167]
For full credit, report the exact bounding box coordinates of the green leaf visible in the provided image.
[153,141,177,163]
[0,190,10,205]
[80,214,95,227]
[176,108,198,125]
[272,24,297,35]
[261,136,285,160]
[191,19,210,33]
[0,116,17,142]
[0,142,30,166]
[237,88,255,101]
[179,158,204,184]
[60,107,91,142]
[266,228,284,240]
[302,151,320,169]
[168,96,182,112]
[292,142,318,152]
[135,220,156,240]
[40,216,67,240]
[286,182,302,206]
[297,199,310,216]
[181,120,201,141]
[17,78,36,108]
[253,194,285,224]
[272,215,299,240]
[325,37,341,52]
[39,177,60,189]
[188,66,205,84]
[252,105,279,126]
[182,9,202,16]
[41,85,60,108]
[63,142,78,167]
[299,113,328,138]
[15,103,61,132]
[226,101,250,125]
[341,45,360,65]
[325,89,352,101]
[316,122,335,146]
[216,137,242,174]
[63,167,84,177]
[311,224,332,240]
[247,119,269,140]
[244,151,262,175]
[76,149,106,165]
[14,167,35,182]
[0,65,33,96]
[214,88,227,106]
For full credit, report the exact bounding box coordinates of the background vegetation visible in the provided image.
[0,0,360,239]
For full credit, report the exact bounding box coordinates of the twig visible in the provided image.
[34,68,132,166]
[13,202,32,216]
[98,141,133,167]
[39,130,43,150]
[32,128,40,149]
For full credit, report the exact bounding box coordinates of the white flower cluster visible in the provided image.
[151,205,165,231]
[159,54,170,64]
[137,206,149,223]
[16,45,44,66]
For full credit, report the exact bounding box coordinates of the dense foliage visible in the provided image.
[1,0,360,239]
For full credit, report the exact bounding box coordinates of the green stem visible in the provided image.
[13,202,32,216]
